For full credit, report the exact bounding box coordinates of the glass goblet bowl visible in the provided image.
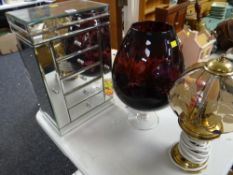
[112,21,184,130]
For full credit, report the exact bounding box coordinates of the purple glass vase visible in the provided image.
[112,21,184,129]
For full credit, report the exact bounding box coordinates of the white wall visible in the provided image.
[123,0,139,36]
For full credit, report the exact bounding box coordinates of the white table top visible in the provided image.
[36,97,233,175]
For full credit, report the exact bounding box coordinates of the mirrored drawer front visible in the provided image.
[65,78,103,109]
[52,26,99,59]
[58,51,102,80]
[69,91,105,121]
[61,64,102,94]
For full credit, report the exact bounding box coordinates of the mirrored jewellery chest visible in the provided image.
[6,0,113,134]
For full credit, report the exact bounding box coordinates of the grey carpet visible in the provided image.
[0,52,76,175]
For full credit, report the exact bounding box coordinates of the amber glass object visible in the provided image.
[169,57,233,137]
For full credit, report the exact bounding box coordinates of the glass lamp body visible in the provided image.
[112,21,184,111]
[168,58,233,172]
[169,61,233,137]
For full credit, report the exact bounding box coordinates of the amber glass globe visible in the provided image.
[112,21,184,129]
[169,57,233,137]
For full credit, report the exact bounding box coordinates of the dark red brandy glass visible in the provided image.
[112,21,184,111]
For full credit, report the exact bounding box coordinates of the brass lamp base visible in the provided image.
[170,143,207,173]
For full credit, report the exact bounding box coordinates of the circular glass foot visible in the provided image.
[127,108,159,130]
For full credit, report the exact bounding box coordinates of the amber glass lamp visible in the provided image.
[169,56,233,172]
